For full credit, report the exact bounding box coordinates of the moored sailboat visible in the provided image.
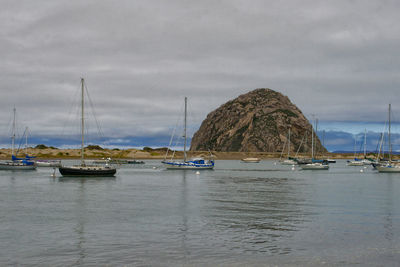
[241,157,261,163]
[58,78,116,177]
[301,118,329,170]
[280,127,297,165]
[347,129,372,166]
[376,104,400,173]
[0,108,36,170]
[35,160,62,167]
[162,97,214,170]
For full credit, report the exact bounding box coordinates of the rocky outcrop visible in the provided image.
[190,88,326,153]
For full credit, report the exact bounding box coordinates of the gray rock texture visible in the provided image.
[190,88,326,153]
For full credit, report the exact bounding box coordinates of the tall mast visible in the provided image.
[81,78,85,165]
[364,128,367,158]
[287,127,291,158]
[315,118,318,157]
[183,97,187,162]
[11,107,16,156]
[311,120,314,159]
[389,104,391,162]
[378,132,384,161]
[25,127,28,155]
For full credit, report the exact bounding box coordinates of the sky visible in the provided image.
[1,0,400,152]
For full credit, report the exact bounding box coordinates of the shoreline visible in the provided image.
[0,148,388,160]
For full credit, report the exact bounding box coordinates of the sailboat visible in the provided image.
[371,131,388,169]
[376,104,400,173]
[301,118,329,170]
[280,127,297,165]
[347,129,372,166]
[58,78,117,177]
[241,157,261,163]
[0,108,36,170]
[162,97,215,170]
[347,136,364,166]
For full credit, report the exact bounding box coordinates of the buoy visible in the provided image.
[153,166,156,169]
[274,162,277,165]
[291,166,295,171]
[196,171,200,175]
[360,169,364,173]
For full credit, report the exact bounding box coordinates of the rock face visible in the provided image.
[190,88,326,153]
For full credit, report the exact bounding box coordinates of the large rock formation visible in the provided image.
[190,88,326,153]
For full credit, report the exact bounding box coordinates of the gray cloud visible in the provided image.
[1,0,400,146]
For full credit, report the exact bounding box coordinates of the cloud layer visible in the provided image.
[1,0,400,149]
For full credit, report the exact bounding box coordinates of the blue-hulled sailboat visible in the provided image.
[162,97,214,170]
[0,109,36,170]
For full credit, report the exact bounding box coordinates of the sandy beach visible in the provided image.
[0,147,378,160]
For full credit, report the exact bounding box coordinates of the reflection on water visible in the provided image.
[58,177,116,183]
[1,160,400,265]
[384,177,394,244]
[74,179,88,266]
[203,173,309,255]
[178,171,189,262]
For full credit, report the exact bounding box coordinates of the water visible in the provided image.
[0,160,400,266]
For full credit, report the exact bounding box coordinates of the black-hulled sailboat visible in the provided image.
[58,78,116,177]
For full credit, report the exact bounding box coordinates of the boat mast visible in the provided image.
[364,128,367,158]
[311,119,314,159]
[315,118,318,158]
[183,96,187,162]
[81,78,85,165]
[389,103,391,162]
[25,127,28,155]
[11,107,16,156]
[287,127,291,158]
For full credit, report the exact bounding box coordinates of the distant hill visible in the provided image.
[190,88,327,153]
[332,150,399,155]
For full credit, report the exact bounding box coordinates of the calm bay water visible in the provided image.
[0,160,400,266]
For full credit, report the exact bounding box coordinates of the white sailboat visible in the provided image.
[35,160,62,167]
[0,108,36,170]
[280,127,297,165]
[301,118,329,170]
[376,104,400,173]
[241,158,261,163]
[347,136,364,166]
[162,97,215,170]
[347,129,372,166]
[58,78,117,177]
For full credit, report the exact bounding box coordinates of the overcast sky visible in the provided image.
[1,0,400,149]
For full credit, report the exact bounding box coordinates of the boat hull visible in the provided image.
[347,161,364,166]
[0,162,36,170]
[281,159,297,165]
[376,165,400,173]
[162,162,214,170]
[241,158,260,163]
[301,163,329,170]
[127,160,145,164]
[35,161,62,167]
[59,166,116,176]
